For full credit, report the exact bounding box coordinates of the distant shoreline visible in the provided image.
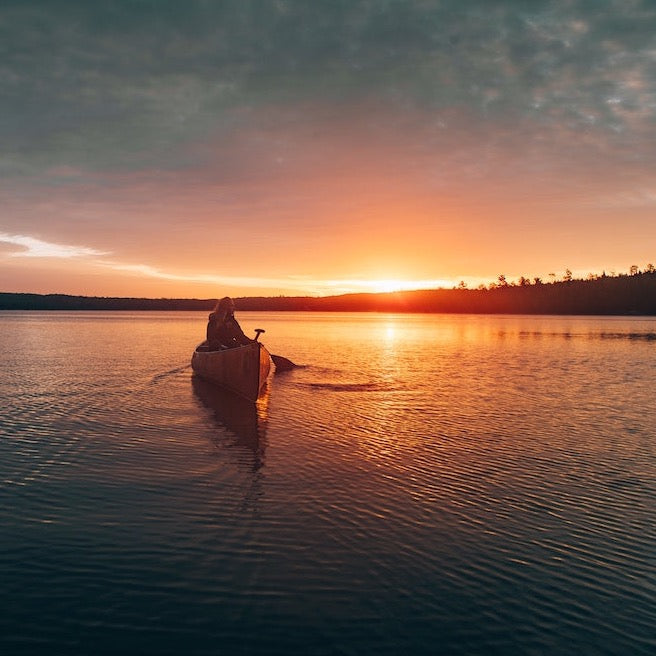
[2,272,656,315]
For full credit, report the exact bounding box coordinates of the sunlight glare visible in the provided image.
[359,279,452,294]
[370,279,407,293]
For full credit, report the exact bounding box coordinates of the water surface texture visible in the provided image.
[1,312,654,655]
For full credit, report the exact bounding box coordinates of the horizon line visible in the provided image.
[2,267,654,303]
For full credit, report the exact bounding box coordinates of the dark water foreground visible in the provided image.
[1,312,654,655]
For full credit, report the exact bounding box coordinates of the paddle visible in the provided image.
[254,329,298,372]
[270,353,297,372]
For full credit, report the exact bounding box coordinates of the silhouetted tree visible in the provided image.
[564,268,573,282]
[630,265,639,276]
[497,274,508,287]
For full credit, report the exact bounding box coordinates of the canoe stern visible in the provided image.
[191,341,271,401]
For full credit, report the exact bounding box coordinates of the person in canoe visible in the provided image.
[206,297,253,350]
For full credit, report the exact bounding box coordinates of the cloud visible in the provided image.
[585,186,656,209]
[0,233,108,258]
[99,261,293,289]
[2,0,655,180]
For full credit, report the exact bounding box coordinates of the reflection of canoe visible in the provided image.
[192,374,269,472]
[191,341,271,401]
[192,375,266,444]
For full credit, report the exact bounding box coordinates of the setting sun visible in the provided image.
[369,280,407,293]
[364,280,421,294]
[363,279,455,294]
[311,278,458,296]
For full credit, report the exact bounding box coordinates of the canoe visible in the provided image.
[191,341,271,401]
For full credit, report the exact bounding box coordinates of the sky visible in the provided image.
[2,0,656,298]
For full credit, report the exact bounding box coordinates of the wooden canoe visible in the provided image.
[191,341,271,401]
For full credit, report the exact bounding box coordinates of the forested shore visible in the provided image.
[2,270,656,315]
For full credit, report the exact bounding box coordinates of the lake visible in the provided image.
[1,311,654,655]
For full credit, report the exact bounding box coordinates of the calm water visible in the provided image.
[1,311,654,655]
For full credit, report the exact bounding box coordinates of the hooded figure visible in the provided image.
[206,297,253,350]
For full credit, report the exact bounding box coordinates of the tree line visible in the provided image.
[1,266,655,315]
[463,263,655,291]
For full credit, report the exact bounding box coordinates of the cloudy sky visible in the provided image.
[2,0,656,297]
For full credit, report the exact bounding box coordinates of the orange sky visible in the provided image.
[2,3,655,298]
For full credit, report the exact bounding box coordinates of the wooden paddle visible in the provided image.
[254,329,297,372]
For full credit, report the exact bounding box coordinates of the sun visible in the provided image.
[361,278,455,294]
[369,279,407,293]
[319,277,453,295]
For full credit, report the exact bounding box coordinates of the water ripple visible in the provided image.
[1,312,655,655]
